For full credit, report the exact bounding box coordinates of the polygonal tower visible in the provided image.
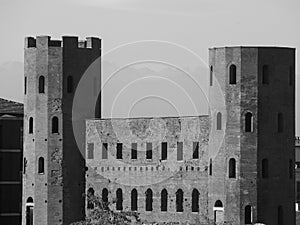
[22,36,101,225]
[208,47,295,225]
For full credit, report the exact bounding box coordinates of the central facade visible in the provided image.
[86,116,210,223]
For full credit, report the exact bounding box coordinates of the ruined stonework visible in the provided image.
[86,47,295,224]
[86,116,210,223]
[22,36,101,225]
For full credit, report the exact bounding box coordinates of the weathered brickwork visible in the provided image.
[23,36,101,225]
[23,38,295,225]
[86,116,210,223]
[207,47,295,225]
[256,48,295,224]
[86,47,295,225]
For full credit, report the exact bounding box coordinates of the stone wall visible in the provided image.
[86,116,210,224]
[23,36,101,225]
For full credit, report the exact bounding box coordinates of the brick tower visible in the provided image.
[208,47,295,224]
[22,36,101,225]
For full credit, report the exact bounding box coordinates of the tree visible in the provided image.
[70,193,141,225]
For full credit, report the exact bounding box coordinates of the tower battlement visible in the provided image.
[25,36,101,49]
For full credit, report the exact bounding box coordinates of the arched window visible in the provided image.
[23,158,27,174]
[131,189,138,211]
[26,197,34,225]
[229,64,237,84]
[277,113,283,133]
[116,188,123,210]
[209,158,212,176]
[278,205,283,225]
[25,77,27,94]
[38,157,44,174]
[245,205,252,224]
[26,197,33,203]
[145,189,153,211]
[262,158,269,178]
[192,189,199,212]
[87,187,95,209]
[210,66,213,86]
[214,200,223,208]
[289,159,293,179]
[52,116,59,134]
[229,158,236,178]
[67,76,73,93]
[29,117,33,134]
[102,188,108,203]
[87,187,95,196]
[214,200,224,224]
[217,112,222,130]
[245,112,253,132]
[38,76,45,93]
[262,65,269,84]
[176,189,184,212]
[161,189,168,212]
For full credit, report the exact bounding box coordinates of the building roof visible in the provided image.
[0,98,23,116]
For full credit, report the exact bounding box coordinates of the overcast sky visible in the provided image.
[0,0,299,134]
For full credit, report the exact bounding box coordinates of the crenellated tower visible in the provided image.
[22,36,101,225]
[208,47,295,224]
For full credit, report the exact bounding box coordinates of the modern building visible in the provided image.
[0,98,23,224]
[86,47,296,224]
[22,36,296,225]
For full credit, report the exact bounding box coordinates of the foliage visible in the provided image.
[70,194,141,225]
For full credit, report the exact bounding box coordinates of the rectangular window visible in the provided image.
[87,143,94,159]
[25,76,27,94]
[177,142,183,161]
[102,143,108,159]
[161,142,167,160]
[209,158,212,176]
[116,143,122,159]
[192,142,199,159]
[146,143,152,159]
[131,143,137,159]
